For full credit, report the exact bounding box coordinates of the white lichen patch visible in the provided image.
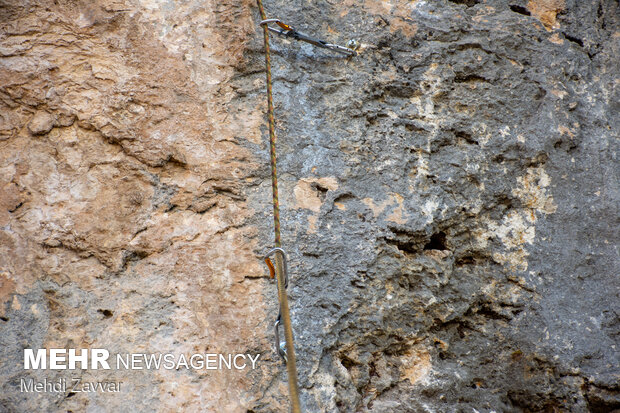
[421,198,439,223]
[473,121,492,146]
[363,193,410,224]
[481,165,557,272]
[512,166,558,222]
[400,346,432,385]
[488,212,536,249]
[293,177,339,234]
[294,177,339,212]
[387,193,408,224]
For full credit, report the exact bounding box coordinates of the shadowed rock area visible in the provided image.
[1,0,618,412]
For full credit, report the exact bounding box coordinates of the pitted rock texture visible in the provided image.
[1,0,619,412]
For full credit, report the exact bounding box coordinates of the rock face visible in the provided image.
[0,0,618,412]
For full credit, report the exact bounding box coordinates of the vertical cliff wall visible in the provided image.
[1,0,618,412]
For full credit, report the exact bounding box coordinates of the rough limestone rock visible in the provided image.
[27,111,55,136]
[0,0,618,412]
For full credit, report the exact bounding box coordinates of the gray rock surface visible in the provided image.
[244,0,619,411]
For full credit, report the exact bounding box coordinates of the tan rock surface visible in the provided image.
[0,0,283,411]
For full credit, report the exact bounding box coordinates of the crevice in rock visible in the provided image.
[455,130,479,145]
[455,251,490,267]
[394,118,427,132]
[509,5,531,16]
[162,154,188,168]
[430,316,479,337]
[384,228,426,255]
[8,202,23,213]
[333,193,355,204]
[506,277,537,294]
[563,32,584,47]
[468,301,519,322]
[120,250,148,271]
[455,255,476,266]
[448,0,480,7]
[41,240,96,263]
[585,382,620,412]
[454,74,487,84]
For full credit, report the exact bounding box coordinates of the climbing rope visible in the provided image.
[257,1,301,411]
[257,2,357,411]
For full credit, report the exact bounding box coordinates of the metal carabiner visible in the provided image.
[274,318,288,363]
[260,18,294,32]
[264,247,289,289]
[264,247,291,363]
[260,18,357,57]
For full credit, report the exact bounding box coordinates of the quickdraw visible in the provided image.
[257,1,356,411]
[260,19,358,56]
[264,247,289,363]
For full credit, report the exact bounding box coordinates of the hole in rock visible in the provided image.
[312,183,329,201]
[98,309,113,318]
[424,232,448,251]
